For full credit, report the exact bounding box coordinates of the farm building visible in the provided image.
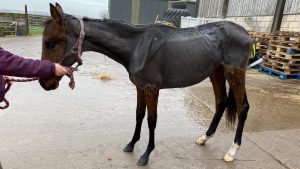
[109,0,300,33]
[109,0,196,24]
[196,0,300,33]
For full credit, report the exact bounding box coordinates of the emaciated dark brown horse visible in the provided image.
[39,3,252,166]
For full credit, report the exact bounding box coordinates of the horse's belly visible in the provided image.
[161,61,218,89]
[162,74,209,89]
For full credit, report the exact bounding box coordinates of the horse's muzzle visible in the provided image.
[39,77,61,91]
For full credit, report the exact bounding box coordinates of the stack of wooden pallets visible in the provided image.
[249,32,273,57]
[260,31,300,79]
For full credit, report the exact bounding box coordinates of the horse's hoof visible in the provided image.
[224,143,240,162]
[123,144,134,152]
[196,138,205,145]
[196,134,211,145]
[137,157,148,166]
[224,154,234,162]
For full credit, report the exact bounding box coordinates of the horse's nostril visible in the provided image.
[51,83,59,90]
[39,80,45,88]
[39,80,52,91]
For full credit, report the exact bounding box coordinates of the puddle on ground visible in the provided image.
[183,71,300,132]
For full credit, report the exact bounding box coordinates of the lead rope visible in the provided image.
[65,67,78,89]
[0,76,39,109]
[0,67,78,109]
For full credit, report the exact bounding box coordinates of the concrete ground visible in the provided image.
[0,36,299,169]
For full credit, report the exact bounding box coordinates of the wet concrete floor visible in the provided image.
[0,36,299,169]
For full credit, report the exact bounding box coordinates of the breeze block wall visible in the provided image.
[195,0,300,33]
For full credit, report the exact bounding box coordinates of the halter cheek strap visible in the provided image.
[61,18,85,90]
[62,19,85,67]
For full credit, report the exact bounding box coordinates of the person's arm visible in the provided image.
[0,48,62,79]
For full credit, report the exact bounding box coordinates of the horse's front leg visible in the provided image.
[137,85,159,166]
[123,86,146,152]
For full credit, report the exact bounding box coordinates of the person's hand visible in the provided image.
[55,63,68,76]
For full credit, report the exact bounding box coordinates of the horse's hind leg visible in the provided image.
[224,66,250,162]
[196,66,227,145]
[123,86,146,152]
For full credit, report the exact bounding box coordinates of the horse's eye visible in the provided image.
[45,42,55,49]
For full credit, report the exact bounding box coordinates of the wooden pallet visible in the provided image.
[262,57,300,74]
[269,40,300,49]
[272,61,300,70]
[271,35,300,43]
[251,32,273,39]
[249,32,273,42]
[256,41,270,46]
[275,52,300,60]
[272,66,300,74]
[274,31,300,37]
[266,49,300,60]
[256,44,269,50]
[268,45,300,56]
[261,62,272,69]
[258,66,300,80]
[265,52,300,64]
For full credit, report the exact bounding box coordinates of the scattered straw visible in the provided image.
[91,73,113,81]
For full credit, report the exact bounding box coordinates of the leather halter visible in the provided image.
[0,19,86,109]
[61,19,85,68]
[61,18,85,89]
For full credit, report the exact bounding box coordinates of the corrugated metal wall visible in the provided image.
[197,0,300,18]
[186,2,196,17]
[284,0,300,14]
[109,0,132,23]
[110,0,300,22]
[139,0,168,24]
[198,0,224,18]
[227,0,277,17]
[109,0,195,24]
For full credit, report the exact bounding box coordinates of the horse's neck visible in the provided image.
[82,19,142,69]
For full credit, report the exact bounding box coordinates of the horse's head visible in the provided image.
[39,3,80,90]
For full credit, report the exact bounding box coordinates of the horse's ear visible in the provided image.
[50,3,62,22]
[55,3,64,15]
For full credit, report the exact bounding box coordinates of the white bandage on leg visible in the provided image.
[196,134,213,145]
[224,143,240,162]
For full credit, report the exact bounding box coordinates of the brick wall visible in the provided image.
[193,0,300,33]
[225,15,300,33]
[280,14,300,32]
[226,16,274,33]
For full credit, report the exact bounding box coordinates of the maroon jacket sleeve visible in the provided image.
[0,47,55,79]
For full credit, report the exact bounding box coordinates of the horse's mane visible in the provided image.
[82,17,155,33]
[44,14,80,26]
[44,13,174,34]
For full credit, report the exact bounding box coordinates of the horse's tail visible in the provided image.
[225,88,237,126]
